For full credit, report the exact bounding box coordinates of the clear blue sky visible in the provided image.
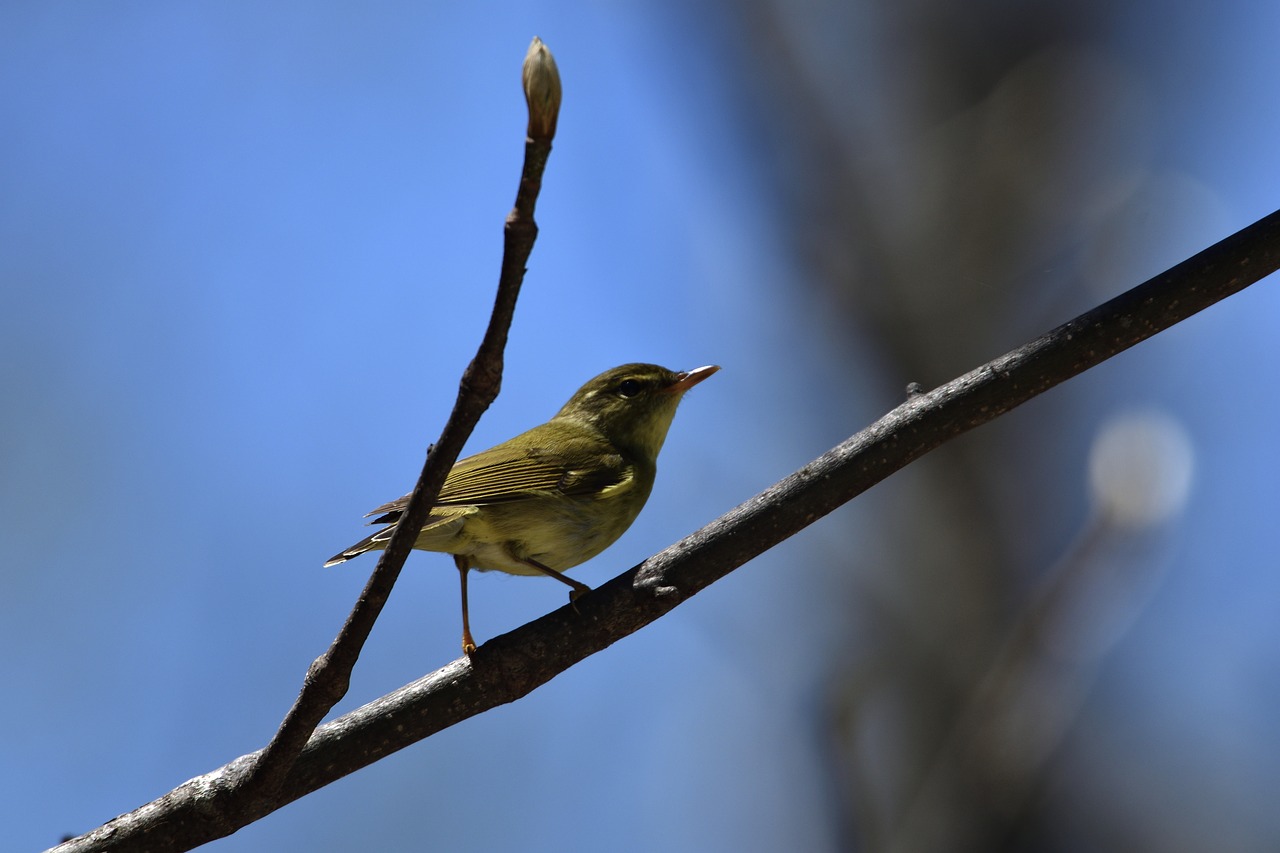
[2,3,1278,852]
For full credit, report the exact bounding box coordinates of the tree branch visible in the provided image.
[49,210,1278,851]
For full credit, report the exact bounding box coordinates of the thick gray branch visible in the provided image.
[51,209,1280,853]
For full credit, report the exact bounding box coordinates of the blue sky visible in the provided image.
[3,3,1279,852]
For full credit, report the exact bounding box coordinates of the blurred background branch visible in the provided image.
[719,2,1275,850]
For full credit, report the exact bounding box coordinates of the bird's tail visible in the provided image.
[323,532,384,567]
[324,507,462,567]
[324,501,407,567]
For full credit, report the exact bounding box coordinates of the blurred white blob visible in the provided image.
[1088,409,1195,528]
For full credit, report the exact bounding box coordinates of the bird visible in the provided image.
[325,362,719,653]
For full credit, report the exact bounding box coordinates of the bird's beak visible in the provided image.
[667,364,720,393]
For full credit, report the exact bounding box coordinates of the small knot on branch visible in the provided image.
[634,564,681,600]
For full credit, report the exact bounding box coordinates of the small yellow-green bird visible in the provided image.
[325,362,718,653]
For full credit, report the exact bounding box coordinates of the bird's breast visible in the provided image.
[458,485,650,575]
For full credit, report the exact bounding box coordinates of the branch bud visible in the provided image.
[522,36,561,141]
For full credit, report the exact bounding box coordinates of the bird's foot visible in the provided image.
[568,583,591,614]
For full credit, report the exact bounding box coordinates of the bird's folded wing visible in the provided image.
[361,444,634,523]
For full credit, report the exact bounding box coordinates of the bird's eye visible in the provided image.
[617,378,643,398]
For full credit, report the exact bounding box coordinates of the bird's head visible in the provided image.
[554,363,719,461]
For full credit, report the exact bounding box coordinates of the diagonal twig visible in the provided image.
[187,36,560,830]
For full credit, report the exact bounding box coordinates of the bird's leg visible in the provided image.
[518,557,591,603]
[454,555,476,655]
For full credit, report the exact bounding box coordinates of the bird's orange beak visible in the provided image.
[667,364,720,393]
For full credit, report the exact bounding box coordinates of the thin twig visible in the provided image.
[50,210,1280,853]
[190,37,559,826]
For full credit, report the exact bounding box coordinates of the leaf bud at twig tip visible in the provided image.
[522,36,561,141]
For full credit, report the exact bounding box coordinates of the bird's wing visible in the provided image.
[361,436,635,524]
